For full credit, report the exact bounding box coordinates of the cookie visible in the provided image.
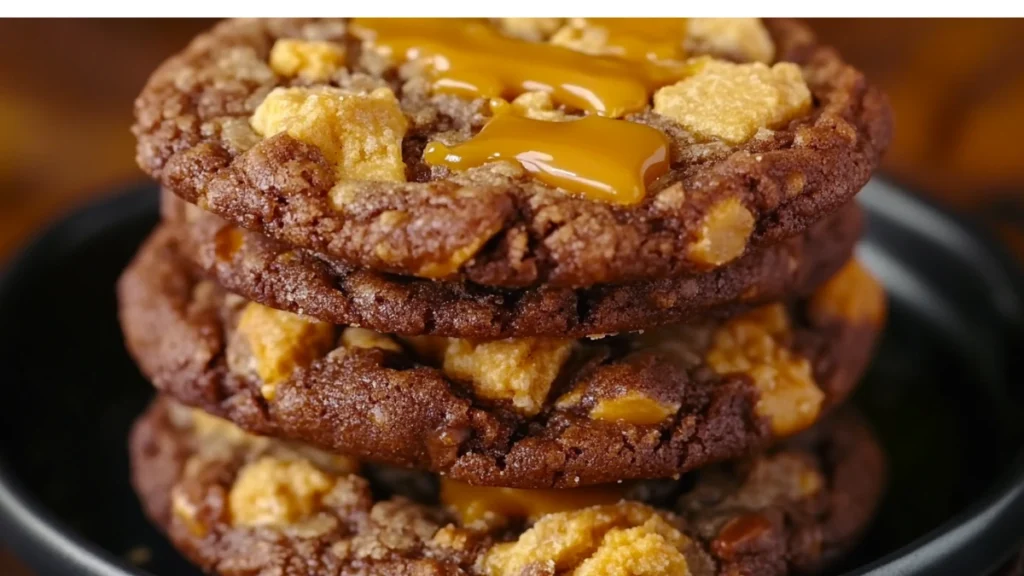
[130,397,886,576]
[118,228,885,488]
[164,191,862,339]
[135,18,890,289]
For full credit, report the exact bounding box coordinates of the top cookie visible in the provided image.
[136,18,890,289]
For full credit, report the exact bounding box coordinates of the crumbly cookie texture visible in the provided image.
[268,38,346,81]
[228,456,339,527]
[685,18,775,63]
[484,503,692,576]
[405,335,576,416]
[706,304,824,437]
[654,59,812,144]
[132,397,886,576]
[809,260,887,327]
[137,18,891,289]
[228,301,336,400]
[250,85,407,182]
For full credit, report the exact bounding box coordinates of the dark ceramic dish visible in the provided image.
[0,180,1022,576]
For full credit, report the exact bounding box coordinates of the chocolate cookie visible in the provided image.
[118,227,885,488]
[164,191,861,339]
[135,18,890,289]
[130,397,886,576]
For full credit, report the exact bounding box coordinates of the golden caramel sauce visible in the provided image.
[351,18,690,117]
[423,114,670,204]
[440,479,625,525]
[558,18,688,63]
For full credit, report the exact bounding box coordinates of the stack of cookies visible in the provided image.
[119,17,892,576]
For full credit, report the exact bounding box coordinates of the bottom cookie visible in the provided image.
[130,397,886,576]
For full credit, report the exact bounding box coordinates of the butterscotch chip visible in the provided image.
[685,18,775,63]
[406,335,575,416]
[269,38,346,81]
[341,327,402,352]
[687,197,756,266]
[250,85,407,182]
[706,304,825,436]
[589,393,679,425]
[410,234,493,279]
[483,503,691,576]
[574,521,692,576]
[228,456,337,527]
[809,260,887,327]
[549,19,613,56]
[228,302,335,400]
[496,18,564,41]
[654,59,812,144]
[510,91,569,121]
[440,479,625,529]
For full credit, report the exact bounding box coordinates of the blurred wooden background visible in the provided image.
[1,18,1024,575]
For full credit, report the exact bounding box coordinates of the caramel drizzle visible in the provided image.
[423,114,670,205]
[352,18,690,118]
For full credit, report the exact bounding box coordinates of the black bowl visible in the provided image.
[0,180,1022,576]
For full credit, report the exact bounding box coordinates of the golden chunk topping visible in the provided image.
[352,18,687,118]
[810,260,887,327]
[341,326,403,353]
[440,480,624,528]
[685,18,775,64]
[483,503,691,576]
[406,335,574,416]
[589,393,678,426]
[424,114,670,205]
[654,59,811,144]
[496,18,565,41]
[687,197,756,266]
[705,304,824,436]
[250,86,407,182]
[269,38,346,81]
[551,18,688,64]
[228,456,337,528]
[229,302,335,400]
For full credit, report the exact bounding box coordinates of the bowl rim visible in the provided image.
[0,179,1022,576]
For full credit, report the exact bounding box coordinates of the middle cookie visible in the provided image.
[164,192,862,339]
[118,227,885,488]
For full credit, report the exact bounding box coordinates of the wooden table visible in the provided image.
[1,18,1023,575]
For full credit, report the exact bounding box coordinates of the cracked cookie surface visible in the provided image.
[163,191,862,339]
[130,397,886,576]
[118,228,884,488]
[134,18,890,289]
